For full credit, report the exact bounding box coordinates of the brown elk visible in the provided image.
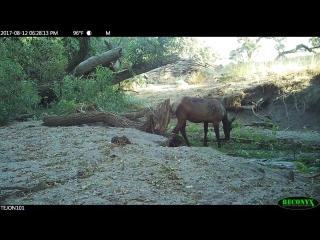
[172,97,235,148]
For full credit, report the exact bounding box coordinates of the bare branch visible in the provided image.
[276,44,317,60]
[251,106,265,121]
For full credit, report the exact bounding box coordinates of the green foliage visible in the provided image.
[0,41,40,125]
[17,37,68,83]
[0,79,40,125]
[85,37,109,56]
[230,119,242,129]
[172,38,217,63]
[104,37,174,68]
[51,66,146,115]
[272,124,279,136]
[51,99,78,115]
[272,37,287,53]
[229,37,261,63]
[309,37,320,47]
[217,125,318,173]
[186,123,204,147]
[167,122,176,132]
[233,128,255,139]
[229,37,289,63]
[295,162,309,172]
[105,37,217,69]
[0,36,220,124]
[187,123,200,133]
[61,37,82,60]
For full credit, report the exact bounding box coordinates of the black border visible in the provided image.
[3,2,318,37]
[2,204,319,212]
[2,14,316,37]
[0,29,316,37]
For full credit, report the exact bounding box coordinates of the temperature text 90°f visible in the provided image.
[73,31,84,36]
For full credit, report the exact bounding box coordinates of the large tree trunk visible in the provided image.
[111,55,180,85]
[73,50,180,84]
[73,47,123,77]
[65,37,91,74]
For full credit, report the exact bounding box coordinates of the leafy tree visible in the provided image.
[309,37,320,47]
[105,37,216,69]
[16,37,68,83]
[0,39,40,124]
[0,36,217,124]
[272,37,287,53]
[229,37,263,63]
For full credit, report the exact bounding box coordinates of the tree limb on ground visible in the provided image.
[251,105,266,121]
[43,99,172,134]
[120,108,155,119]
[43,111,133,128]
[14,114,35,121]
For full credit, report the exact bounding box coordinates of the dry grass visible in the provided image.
[134,53,320,114]
[221,92,246,107]
[225,53,320,83]
[187,71,207,85]
[208,53,320,112]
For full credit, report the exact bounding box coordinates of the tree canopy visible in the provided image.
[228,37,320,63]
[0,36,214,125]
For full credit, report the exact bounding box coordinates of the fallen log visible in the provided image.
[120,108,154,119]
[14,114,35,121]
[42,99,175,138]
[43,111,143,129]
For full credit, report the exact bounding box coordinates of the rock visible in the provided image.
[111,135,131,144]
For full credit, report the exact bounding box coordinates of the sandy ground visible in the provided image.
[1,120,320,205]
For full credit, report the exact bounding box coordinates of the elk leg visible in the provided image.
[213,124,221,148]
[204,121,208,147]
[180,121,191,147]
[173,121,190,147]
